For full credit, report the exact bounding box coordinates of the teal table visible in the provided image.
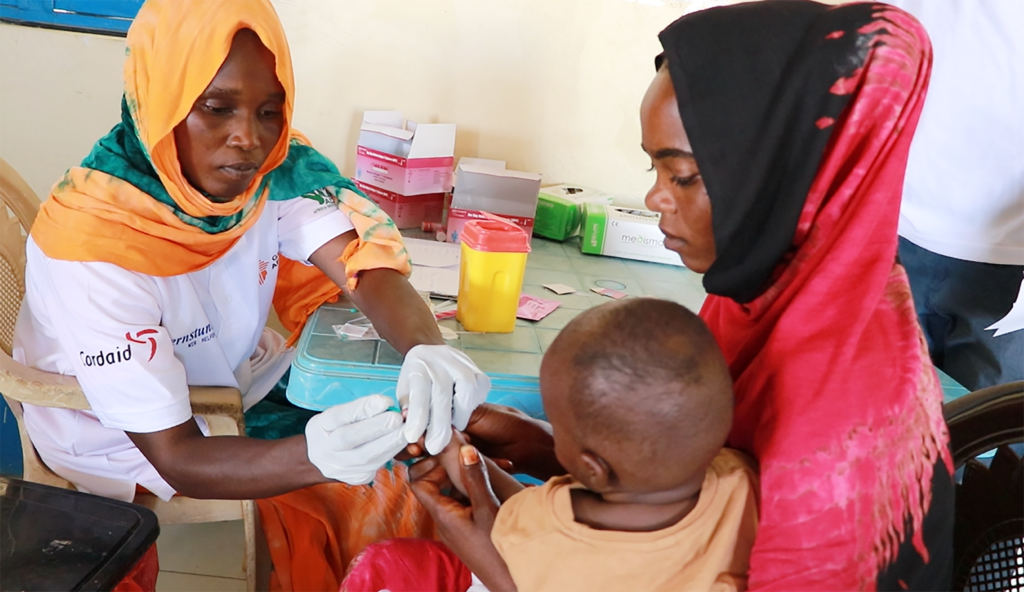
[938,368,971,404]
[285,234,972,413]
[286,235,707,415]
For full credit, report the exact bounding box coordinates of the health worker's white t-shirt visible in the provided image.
[892,0,1024,265]
[13,188,354,501]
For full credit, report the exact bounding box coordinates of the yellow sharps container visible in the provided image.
[456,214,531,333]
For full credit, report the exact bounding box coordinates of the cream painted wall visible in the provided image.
[0,24,126,201]
[0,0,753,202]
[275,0,742,205]
[1,0,749,205]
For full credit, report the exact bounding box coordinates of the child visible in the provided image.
[447,297,758,591]
[343,298,758,592]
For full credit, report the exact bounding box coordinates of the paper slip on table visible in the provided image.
[285,234,973,417]
[286,235,708,418]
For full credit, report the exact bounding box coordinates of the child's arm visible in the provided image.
[437,429,525,503]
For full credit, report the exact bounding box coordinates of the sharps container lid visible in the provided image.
[461,213,532,253]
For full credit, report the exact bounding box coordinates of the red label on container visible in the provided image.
[354,181,445,204]
[447,208,535,229]
[357,146,454,170]
[357,146,407,168]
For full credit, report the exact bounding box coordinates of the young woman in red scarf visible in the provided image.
[347,2,953,590]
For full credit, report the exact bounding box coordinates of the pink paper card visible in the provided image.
[516,294,561,321]
[590,287,628,300]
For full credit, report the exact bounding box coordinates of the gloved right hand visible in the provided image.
[305,394,407,485]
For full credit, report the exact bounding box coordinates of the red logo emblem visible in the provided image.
[125,329,158,362]
[258,260,269,285]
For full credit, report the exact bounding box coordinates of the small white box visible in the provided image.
[446,158,542,244]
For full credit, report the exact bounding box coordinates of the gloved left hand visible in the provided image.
[305,394,408,485]
[397,344,491,454]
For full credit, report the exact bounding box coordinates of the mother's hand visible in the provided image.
[463,404,565,481]
[410,447,517,592]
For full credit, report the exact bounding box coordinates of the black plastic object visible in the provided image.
[0,477,160,592]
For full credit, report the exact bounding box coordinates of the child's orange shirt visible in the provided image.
[491,448,759,592]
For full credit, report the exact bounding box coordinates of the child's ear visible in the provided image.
[579,450,613,492]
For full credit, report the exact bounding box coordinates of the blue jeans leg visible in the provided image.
[899,237,1024,391]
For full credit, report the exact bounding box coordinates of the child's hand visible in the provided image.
[435,429,471,496]
[410,445,517,592]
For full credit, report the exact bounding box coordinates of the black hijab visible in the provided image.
[657,1,881,303]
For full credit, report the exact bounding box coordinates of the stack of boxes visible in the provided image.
[353,111,456,229]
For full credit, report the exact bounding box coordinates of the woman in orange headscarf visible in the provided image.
[15,0,489,588]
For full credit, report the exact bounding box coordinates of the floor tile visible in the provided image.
[577,274,644,295]
[156,520,245,580]
[458,327,541,353]
[569,255,633,278]
[156,572,246,592]
[559,238,585,256]
[521,284,599,310]
[529,307,585,331]
[527,236,568,255]
[523,267,579,287]
[535,328,561,353]
[464,349,542,377]
[524,253,572,271]
[638,280,707,311]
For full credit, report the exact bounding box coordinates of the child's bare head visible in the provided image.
[539,298,733,495]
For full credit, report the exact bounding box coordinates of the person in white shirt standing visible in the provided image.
[14,0,487,539]
[890,0,1024,391]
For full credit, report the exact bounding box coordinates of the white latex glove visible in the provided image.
[396,344,491,455]
[305,394,407,485]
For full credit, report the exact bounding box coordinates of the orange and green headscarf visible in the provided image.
[30,0,409,343]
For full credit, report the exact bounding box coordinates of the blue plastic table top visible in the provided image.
[938,368,971,403]
[286,234,973,415]
[286,235,707,416]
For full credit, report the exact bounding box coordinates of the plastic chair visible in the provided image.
[0,157,261,591]
[944,380,1024,591]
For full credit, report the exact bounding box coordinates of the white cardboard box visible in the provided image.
[446,158,542,244]
[354,111,456,196]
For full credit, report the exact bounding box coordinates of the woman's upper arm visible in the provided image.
[24,255,193,433]
[277,187,356,263]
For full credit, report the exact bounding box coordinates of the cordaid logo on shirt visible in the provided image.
[79,329,159,367]
[80,344,133,367]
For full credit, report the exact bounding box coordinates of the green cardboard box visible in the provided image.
[534,185,614,241]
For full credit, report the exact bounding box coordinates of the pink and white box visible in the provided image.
[355,181,445,231]
[354,111,456,197]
